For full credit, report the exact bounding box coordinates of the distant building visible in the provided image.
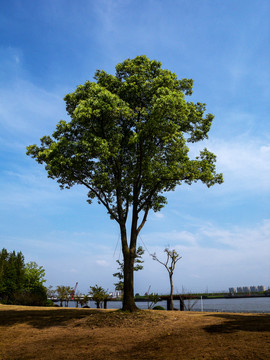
[232,285,265,293]
[109,291,122,298]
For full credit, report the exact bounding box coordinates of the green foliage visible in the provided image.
[0,248,47,306]
[26,55,223,311]
[26,55,222,223]
[89,284,109,308]
[153,305,165,310]
[24,261,46,291]
[113,246,144,291]
[46,299,55,307]
[56,285,72,307]
[13,284,48,306]
[0,248,25,303]
[148,292,160,309]
[79,294,89,308]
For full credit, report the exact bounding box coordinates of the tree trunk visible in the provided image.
[169,274,174,310]
[122,249,138,311]
[119,201,140,312]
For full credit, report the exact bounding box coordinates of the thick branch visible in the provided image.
[136,206,150,236]
[138,183,161,213]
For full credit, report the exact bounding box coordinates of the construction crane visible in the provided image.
[70,282,78,300]
[145,285,151,296]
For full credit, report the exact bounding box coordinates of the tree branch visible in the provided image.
[136,206,150,236]
[77,177,119,223]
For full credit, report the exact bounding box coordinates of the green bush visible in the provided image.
[13,285,47,306]
[153,305,165,310]
[46,299,55,307]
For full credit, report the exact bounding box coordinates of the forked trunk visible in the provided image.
[119,201,141,312]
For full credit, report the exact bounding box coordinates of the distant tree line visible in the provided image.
[48,284,109,309]
[0,248,47,306]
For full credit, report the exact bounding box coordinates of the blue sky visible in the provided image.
[0,0,269,295]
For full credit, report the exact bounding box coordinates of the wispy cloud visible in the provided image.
[188,135,270,194]
[0,229,118,291]
[210,139,270,192]
[0,46,66,145]
[140,219,270,293]
[0,79,64,138]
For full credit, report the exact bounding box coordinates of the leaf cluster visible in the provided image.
[26,55,223,228]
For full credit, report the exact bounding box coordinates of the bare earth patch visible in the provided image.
[0,304,269,360]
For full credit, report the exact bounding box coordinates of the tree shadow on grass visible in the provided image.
[204,313,270,334]
[0,308,105,329]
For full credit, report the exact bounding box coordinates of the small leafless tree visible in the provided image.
[151,248,181,310]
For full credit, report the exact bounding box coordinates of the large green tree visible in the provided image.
[27,55,223,311]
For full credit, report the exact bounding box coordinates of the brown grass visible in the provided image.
[0,304,269,360]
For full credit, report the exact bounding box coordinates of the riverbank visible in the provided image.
[0,304,269,359]
[53,295,270,313]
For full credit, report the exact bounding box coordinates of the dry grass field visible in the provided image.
[0,304,269,360]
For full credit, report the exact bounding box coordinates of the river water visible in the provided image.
[55,297,270,313]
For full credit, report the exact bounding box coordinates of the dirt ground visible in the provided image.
[0,304,269,360]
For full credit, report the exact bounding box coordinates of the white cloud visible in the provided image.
[188,136,270,194]
[153,213,164,219]
[213,139,270,191]
[0,166,81,209]
[96,260,110,267]
[0,229,118,292]
[2,216,269,294]
[140,219,270,293]
[0,79,64,138]
[145,230,198,247]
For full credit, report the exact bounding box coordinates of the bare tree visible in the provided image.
[151,248,181,310]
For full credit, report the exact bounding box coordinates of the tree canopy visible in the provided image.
[27,55,223,311]
[0,248,47,305]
